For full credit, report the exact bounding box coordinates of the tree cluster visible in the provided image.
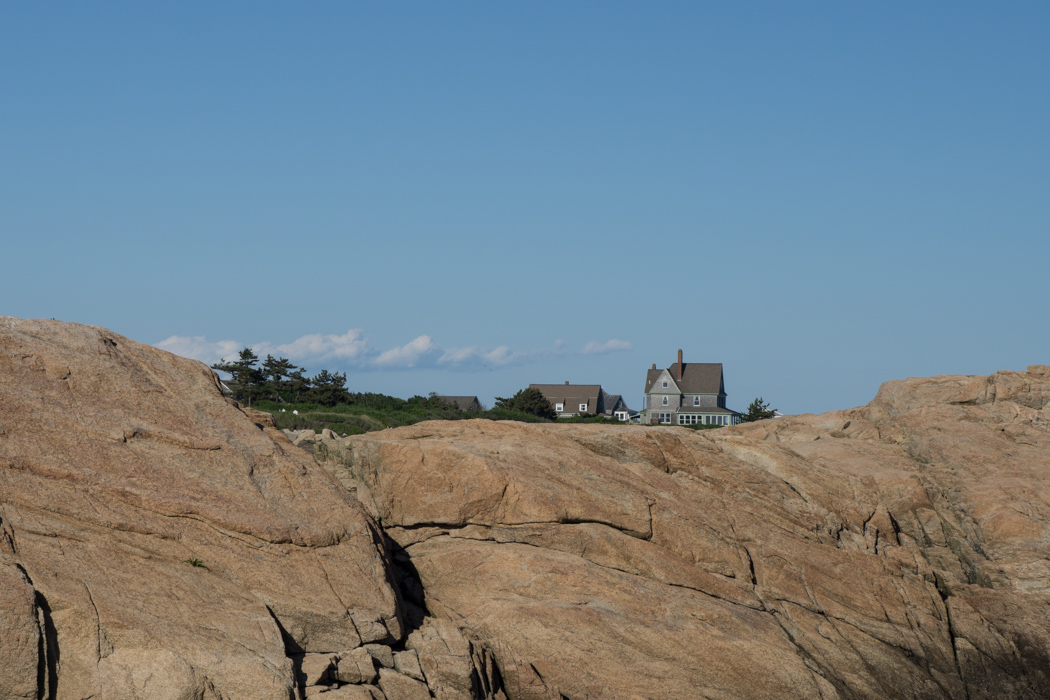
[493,388,557,420]
[211,348,349,407]
[741,397,777,423]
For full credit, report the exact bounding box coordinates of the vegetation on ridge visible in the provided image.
[213,347,729,435]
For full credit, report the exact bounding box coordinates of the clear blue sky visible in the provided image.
[3,3,1048,414]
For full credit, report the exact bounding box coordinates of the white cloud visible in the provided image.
[437,345,523,367]
[373,335,440,368]
[258,329,368,364]
[580,339,633,355]
[155,335,243,366]
[157,329,563,373]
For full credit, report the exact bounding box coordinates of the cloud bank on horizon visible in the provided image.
[155,330,632,372]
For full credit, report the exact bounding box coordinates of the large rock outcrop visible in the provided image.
[0,318,499,700]
[3,317,1050,699]
[315,366,1050,699]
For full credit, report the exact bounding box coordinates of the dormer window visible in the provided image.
[694,396,700,406]
[579,403,588,411]
[555,403,563,412]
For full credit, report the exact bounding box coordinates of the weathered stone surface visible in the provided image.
[406,619,504,700]
[0,318,403,699]
[363,642,396,668]
[5,316,1050,699]
[334,366,1050,699]
[378,667,432,700]
[393,650,425,683]
[296,652,338,686]
[0,557,40,700]
[334,646,379,685]
[325,685,387,700]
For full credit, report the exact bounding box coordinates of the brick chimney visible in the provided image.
[651,363,656,370]
[677,349,683,380]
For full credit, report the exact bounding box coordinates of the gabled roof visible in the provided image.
[530,384,602,410]
[646,363,724,395]
[600,392,632,416]
[644,369,680,394]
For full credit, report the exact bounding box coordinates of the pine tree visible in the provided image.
[307,369,351,407]
[494,388,556,420]
[741,397,776,422]
[261,355,297,402]
[211,348,263,406]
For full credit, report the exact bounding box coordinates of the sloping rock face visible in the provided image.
[4,316,1049,699]
[1,318,491,699]
[319,366,1050,699]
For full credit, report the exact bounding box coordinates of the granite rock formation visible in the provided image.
[315,366,1050,699]
[2,316,1049,699]
[0,318,498,700]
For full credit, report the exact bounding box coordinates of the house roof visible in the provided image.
[530,384,602,410]
[601,393,622,415]
[674,406,740,416]
[646,363,724,395]
[435,395,481,411]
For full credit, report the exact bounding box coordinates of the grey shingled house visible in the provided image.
[641,349,741,426]
[529,382,634,420]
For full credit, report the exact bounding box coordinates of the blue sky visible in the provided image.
[3,3,1048,413]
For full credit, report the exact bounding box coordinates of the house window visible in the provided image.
[693,396,700,406]
[662,381,668,388]
[579,403,588,412]
[659,413,672,424]
[555,403,563,412]
[662,396,668,406]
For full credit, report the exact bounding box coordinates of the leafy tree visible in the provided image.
[494,388,556,420]
[742,397,776,423]
[307,369,351,407]
[212,348,264,406]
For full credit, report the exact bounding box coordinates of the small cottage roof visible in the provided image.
[530,384,602,409]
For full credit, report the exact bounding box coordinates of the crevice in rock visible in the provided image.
[14,561,60,700]
[406,530,760,610]
[386,534,428,637]
[395,517,651,541]
[763,606,849,700]
[936,585,971,700]
[741,545,757,586]
[264,605,304,655]
[35,591,59,700]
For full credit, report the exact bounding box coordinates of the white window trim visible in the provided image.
[555,403,563,412]
[693,396,700,406]
[579,403,588,412]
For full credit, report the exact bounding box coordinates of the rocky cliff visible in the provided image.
[2,318,1049,699]
[0,319,499,700]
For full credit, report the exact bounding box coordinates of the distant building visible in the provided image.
[641,349,741,426]
[529,382,635,421]
[435,395,483,412]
